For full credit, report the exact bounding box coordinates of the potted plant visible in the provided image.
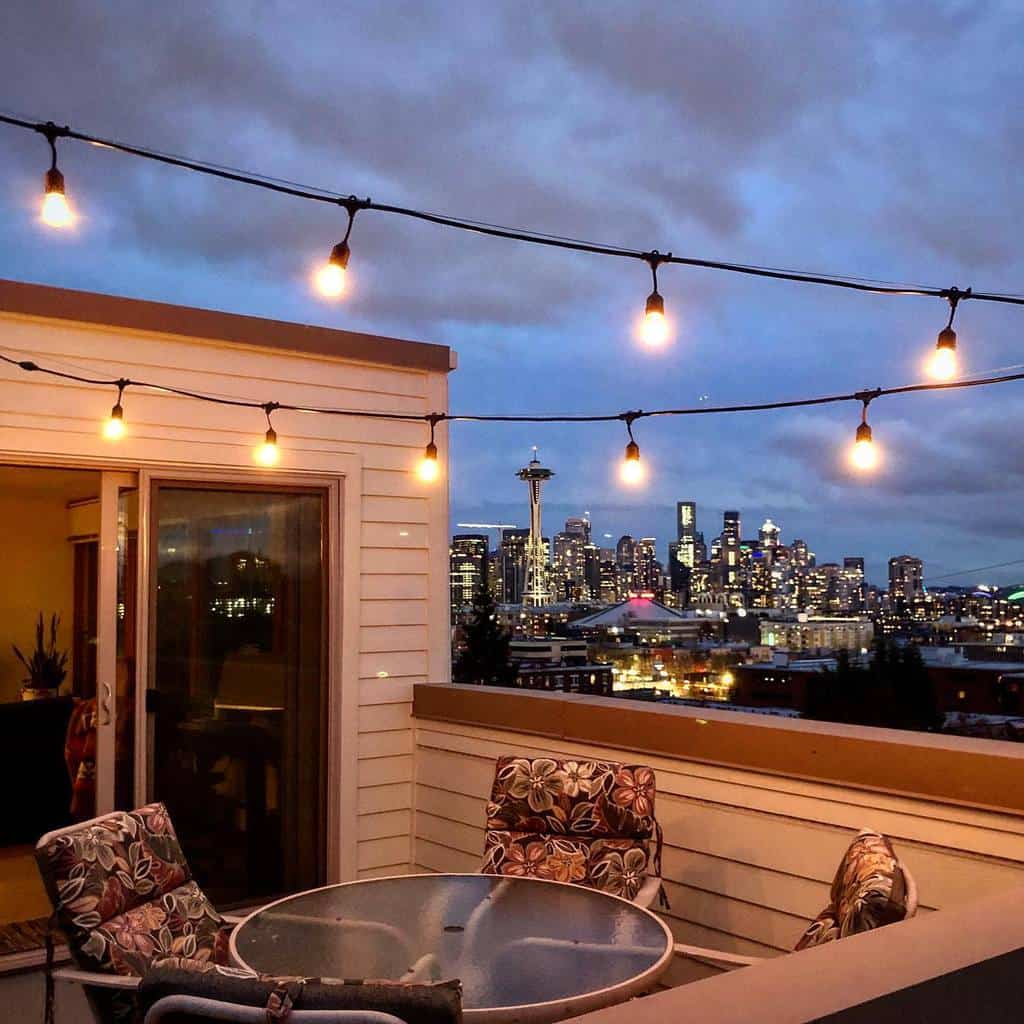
[14,613,69,700]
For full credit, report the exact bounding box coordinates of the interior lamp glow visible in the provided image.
[255,427,280,466]
[927,326,958,381]
[314,241,349,298]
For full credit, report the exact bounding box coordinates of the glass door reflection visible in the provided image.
[149,484,326,906]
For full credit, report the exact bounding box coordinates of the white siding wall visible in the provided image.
[0,308,450,881]
[412,716,1024,986]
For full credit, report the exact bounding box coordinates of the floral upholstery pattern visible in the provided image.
[482,756,662,901]
[35,802,232,978]
[794,829,913,951]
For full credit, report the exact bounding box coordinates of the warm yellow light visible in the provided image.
[314,261,346,298]
[850,438,878,471]
[926,344,957,381]
[620,445,645,485]
[640,309,669,347]
[41,190,73,228]
[255,427,279,466]
[103,415,125,440]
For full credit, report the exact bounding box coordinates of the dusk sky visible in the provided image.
[2,2,1023,588]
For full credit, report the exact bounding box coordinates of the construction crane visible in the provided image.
[456,522,517,530]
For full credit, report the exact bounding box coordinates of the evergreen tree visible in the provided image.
[453,584,514,686]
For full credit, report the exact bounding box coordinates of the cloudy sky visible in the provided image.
[1,2,1022,587]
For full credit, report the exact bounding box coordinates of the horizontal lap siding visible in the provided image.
[0,312,447,884]
[411,719,1024,963]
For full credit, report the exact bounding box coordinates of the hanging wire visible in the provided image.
[3,111,1024,307]
[2,350,1023,429]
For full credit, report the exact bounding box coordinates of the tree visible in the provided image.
[453,584,514,686]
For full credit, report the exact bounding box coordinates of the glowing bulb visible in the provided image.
[849,422,878,472]
[639,291,669,347]
[41,169,73,228]
[103,404,125,440]
[416,442,440,483]
[620,440,644,485]
[927,327,958,380]
[314,241,350,298]
[255,428,279,466]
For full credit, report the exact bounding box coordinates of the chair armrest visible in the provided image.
[53,967,141,990]
[632,874,664,909]
[673,942,765,968]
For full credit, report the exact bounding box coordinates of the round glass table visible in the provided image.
[231,873,673,1023]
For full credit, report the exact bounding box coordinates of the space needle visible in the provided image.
[516,447,554,607]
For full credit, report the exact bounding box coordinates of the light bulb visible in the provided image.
[314,241,350,298]
[639,291,669,347]
[255,428,279,466]
[41,169,73,228]
[103,404,125,440]
[849,422,878,471]
[926,328,958,381]
[416,442,440,483]
[620,440,644,485]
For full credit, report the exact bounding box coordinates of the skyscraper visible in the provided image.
[839,556,866,613]
[516,448,555,606]
[721,510,741,594]
[500,528,530,603]
[450,534,488,611]
[889,555,924,610]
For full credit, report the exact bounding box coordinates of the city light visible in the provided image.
[314,241,350,298]
[927,326,958,381]
[254,426,279,466]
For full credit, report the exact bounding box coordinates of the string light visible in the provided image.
[4,353,1024,489]
[926,287,969,381]
[416,415,441,483]
[102,380,127,440]
[849,396,878,471]
[314,198,365,299]
[39,122,73,228]
[254,403,280,466]
[639,253,670,348]
[619,413,645,485]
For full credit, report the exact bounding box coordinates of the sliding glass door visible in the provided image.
[147,483,327,907]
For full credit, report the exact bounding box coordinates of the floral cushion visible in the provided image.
[482,757,662,900]
[794,829,911,951]
[35,802,231,976]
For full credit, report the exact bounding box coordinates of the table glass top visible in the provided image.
[233,874,669,1011]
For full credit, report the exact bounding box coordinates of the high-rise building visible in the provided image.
[889,555,924,610]
[516,449,555,606]
[838,557,866,613]
[615,535,636,567]
[450,534,488,612]
[635,537,658,592]
[676,501,697,564]
[759,518,780,549]
[552,518,590,601]
[564,516,591,543]
[722,510,741,542]
[500,528,530,604]
[721,511,741,593]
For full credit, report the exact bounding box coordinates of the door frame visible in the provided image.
[135,465,353,883]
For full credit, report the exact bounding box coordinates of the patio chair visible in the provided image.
[34,802,244,1024]
[481,755,666,908]
[674,828,919,969]
[138,961,462,1024]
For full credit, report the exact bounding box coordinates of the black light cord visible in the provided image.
[4,112,1024,307]
[3,350,1023,428]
